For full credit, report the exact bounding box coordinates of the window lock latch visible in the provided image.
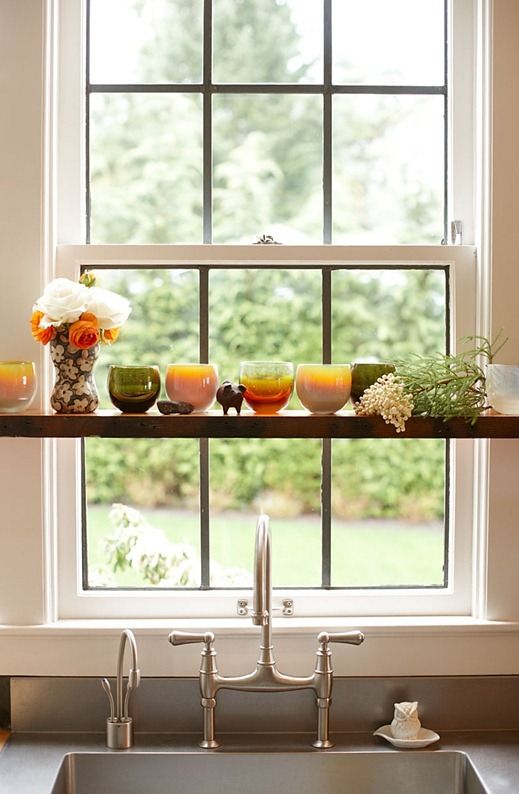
[451,220,463,245]
[237,598,294,617]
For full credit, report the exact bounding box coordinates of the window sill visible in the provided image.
[1,409,518,438]
[1,618,519,677]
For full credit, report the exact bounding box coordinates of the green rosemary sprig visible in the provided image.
[396,352,485,423]
[395,333,507,423]
[459,329,508,364]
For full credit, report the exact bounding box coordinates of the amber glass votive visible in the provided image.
[108,365,161,413]
[165,363,218,411]
[296,364,352,414]
[0,361,37,413]
[239,361,294,414]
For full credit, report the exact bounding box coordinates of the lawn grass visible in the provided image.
[86,504,444,589]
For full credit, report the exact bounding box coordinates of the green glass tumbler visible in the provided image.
[108,365,161,413]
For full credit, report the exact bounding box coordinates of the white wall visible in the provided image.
[486,0,519,620]
[0,0,46,625]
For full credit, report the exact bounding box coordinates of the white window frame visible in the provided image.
[47,0,481,622]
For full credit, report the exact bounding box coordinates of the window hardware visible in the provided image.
[237,597,294,617]
[451,220,463,245]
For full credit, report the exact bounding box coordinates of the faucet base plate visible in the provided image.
[200,739,220,749]
[312,738,334,749]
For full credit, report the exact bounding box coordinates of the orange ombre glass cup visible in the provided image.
[295,364,352,414]
[239,361,294,414]
[0,360,37,413]
[165,363,218,412]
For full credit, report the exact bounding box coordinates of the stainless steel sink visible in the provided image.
[50,750,488,794]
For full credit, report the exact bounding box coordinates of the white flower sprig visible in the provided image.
[354,373,414,433]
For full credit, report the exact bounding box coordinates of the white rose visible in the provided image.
[34,278,88,326]
[84,286,131,329]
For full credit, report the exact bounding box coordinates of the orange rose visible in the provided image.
[102,327,120,344]
[79,311,98,323]
[68,316,100,349]
[30,310,56,345]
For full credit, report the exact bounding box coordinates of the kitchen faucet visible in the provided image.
[101,628,141,749]
[169,514,364,749]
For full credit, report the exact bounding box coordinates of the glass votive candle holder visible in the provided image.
[0,361,37,413]
[165,363,218,412]
[350,361,395,403]
[485,363,519,414]
[108,365,161,413]
[239,361,294,414]
[296,364,352,414]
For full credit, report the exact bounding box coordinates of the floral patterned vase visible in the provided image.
[49,333,99,413]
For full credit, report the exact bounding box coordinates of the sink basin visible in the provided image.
[50,750,488,794]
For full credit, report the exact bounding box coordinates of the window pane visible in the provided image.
[85,439,201,588]
[209,268,322,371]
[213,0,322,84]
[332,267,447,588]
[89,0,203,84]
[90,94,203,243]
[209,439,322,587]
[331,438,446,587]
[83,268,200,589]
[332,0,444,86]
[332,268,446,360]
[213,95,323,243]
[333,95,444,244]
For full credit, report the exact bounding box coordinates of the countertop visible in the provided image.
[0,730,518,793]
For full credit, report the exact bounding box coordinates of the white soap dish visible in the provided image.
[373,724,440,749]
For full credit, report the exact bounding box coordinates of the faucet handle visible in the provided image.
[315,631,364,676]
[169,630,215,648]
[318,630,365,647]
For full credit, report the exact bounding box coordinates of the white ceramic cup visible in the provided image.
[295,364,351,414]
[485,363,519,414]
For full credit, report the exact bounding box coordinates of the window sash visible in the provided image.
[54,243,476,619]
[85,0,449,245]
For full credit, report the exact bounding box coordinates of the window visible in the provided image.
[54,0,477,620]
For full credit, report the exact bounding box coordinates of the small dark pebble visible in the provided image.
[157,400,194,415]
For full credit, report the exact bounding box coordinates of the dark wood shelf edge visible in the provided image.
[1,410,519,439]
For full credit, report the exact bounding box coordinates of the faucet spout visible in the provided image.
[116,628,140,720]
[252,513,271,626]
[251,514,275,667]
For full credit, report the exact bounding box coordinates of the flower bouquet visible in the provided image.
[31,272,131,413]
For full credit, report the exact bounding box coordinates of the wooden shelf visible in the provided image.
[1,409,519,439]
